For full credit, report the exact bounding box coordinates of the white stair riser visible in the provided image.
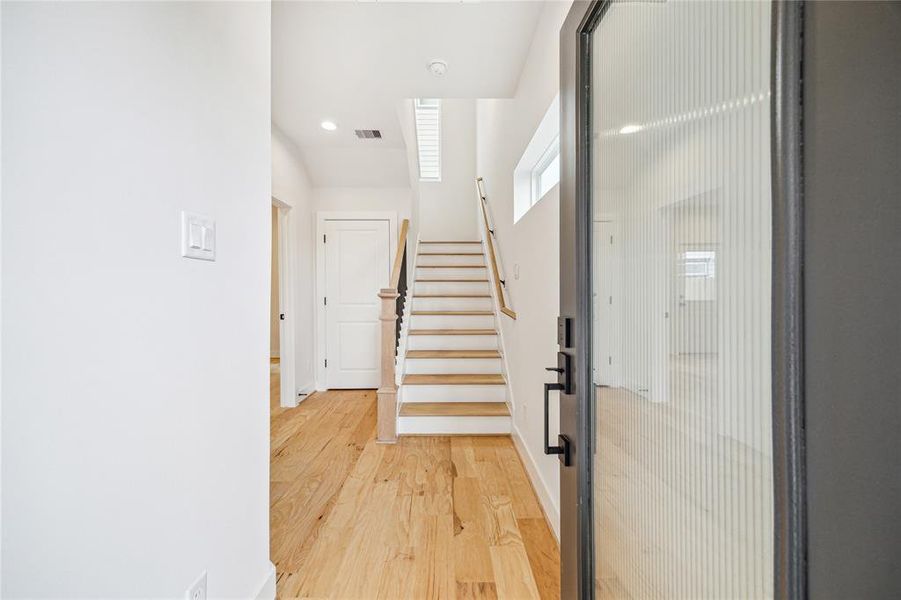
[402,384,506,403]
[404,358,503,374]
[416,267,488,280]
[416,255,485,267]
[407,334,498,351]
[418,243,482,254]
[415,281,491,295]
[412,297,493,312]
[398,415,511,435]
[411,314,495,329]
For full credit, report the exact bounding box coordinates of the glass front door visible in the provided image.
[588,1,775,597]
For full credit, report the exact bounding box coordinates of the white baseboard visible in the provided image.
[511,426,560,542]
[253,561,276,600]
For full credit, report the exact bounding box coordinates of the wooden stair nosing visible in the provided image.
[408,329,497,336]
[399,402,510,417]
[403,373,506,385]
[417,265,487,269]
[406,350,501,359]
[419,241,481,244]
[413,294,492,298]
[411,310,493,316]
[418,252,484,256]
[415,279,490,283]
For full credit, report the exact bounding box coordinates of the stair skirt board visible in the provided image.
[415,282,492,295]
[397,415,512,435]
[412,297,493,311]
[401,384,507,403]
[410,314,496,329]
[407,334,498,351]
[404,358,503,374]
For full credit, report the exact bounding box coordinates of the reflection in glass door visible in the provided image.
[589,1,774,598]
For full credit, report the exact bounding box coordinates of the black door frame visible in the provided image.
[558,1,807,597]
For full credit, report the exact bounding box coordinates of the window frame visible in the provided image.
[530,135,561,207]
[414,98,441,182]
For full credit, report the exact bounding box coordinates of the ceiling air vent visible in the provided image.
[354,129,382,139]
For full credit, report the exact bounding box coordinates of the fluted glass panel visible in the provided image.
[590,1,773,598]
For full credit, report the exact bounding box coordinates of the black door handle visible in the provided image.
[544,381,572,466]
[279,313,285,321]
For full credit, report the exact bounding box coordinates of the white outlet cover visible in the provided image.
[186,571,207,600]
[181,211,216,261]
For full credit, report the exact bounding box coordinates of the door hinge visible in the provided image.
[323,234,327,243]
[323,297,327,306]
[324,359,328,368]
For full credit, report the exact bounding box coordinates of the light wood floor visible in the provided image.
[269,362,560,599]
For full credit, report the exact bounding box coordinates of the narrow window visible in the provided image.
[414,99,441,181]
[531,136,560,206]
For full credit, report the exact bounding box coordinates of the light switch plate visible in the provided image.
[181,211,215,261]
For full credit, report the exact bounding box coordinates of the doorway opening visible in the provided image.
[271,196,297,409]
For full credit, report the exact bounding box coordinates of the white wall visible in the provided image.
[2,3,273,598]
[272,126,317,395]
[418,99,479,241]
[313,187,413,219]
[476,0,572,539]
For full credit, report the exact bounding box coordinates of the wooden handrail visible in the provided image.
[377,218,410,444]
[389,219,410,289]
[477,178,516,320]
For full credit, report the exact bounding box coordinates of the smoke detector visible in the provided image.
[427,60,448,77]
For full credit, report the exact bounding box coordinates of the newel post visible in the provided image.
[377,288,399,443]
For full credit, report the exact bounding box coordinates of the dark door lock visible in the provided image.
[543,352,573,467]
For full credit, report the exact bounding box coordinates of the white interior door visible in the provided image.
[324,219,390,388]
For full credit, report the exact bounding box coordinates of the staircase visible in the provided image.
[396,241,511,435]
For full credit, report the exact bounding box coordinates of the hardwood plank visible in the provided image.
[407,350,501,359]
[404,374,506,385]
[519,518,562,600]
[420,240,482,244]
[409,328,497,336]
[269,363,559,599]
[400,402,510,417]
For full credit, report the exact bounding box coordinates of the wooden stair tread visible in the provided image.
[412,310,493,316]
[406,350,501,359]
[417,265,487,269]
[403,374,506,385]
[415,279,490,282]
[418,252,484,256]
[409,329,497,336]
[420,241,481,244]
[413,294,491,298]
[400,402,509,417]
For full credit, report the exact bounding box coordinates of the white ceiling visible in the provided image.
[272,1,546,188]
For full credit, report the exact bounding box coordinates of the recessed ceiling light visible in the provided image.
[320,120,337,131]
[619,124,642,135]
[427,60,448,77]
